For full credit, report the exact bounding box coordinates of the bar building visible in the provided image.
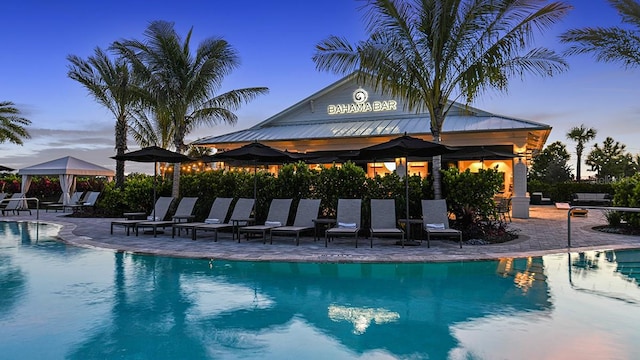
[193,73,551,218]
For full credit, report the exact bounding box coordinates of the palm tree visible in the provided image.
[560,0,640,69]
[312,0,571,199]
[566,124,597,181]
[67,48,140,188]
[0,101,31,145]
[112,20,269,197]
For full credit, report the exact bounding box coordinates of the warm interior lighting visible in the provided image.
[383,162,396,171]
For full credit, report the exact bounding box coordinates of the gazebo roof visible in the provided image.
[18,156,115,176]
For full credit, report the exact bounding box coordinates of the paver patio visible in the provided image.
[4,205,640,262]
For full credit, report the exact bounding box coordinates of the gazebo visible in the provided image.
[18,156,114,205]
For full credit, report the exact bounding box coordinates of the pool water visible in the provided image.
[1,221,640,359]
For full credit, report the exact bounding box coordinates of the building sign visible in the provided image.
[327,88,397,115]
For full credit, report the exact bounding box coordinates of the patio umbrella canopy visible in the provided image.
[112,146,192,215]
[207,142,294,200]
[441,145,517,161]
[357,135,457,241]
[0,165,14,172]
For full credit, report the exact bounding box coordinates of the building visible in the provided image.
[193,73,552,218]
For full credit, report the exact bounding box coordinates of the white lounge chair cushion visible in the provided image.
[425,223,445,230]
[147,216,161,221]
[204,218,220,224]
[264,221,282,226]
[338,222,357,229]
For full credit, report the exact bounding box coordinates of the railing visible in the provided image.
[0,196,40,220]
[567,205,640,247]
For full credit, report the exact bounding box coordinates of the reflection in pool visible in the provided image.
[1,221,639,359]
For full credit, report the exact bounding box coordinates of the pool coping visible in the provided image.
[5,205,640,262]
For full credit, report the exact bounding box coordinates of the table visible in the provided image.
[398,218,423,244]
[123,212,147,220]
[231,218,255,241]
[313,218,336,242]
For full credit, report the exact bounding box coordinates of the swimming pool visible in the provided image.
[1,221,639,359]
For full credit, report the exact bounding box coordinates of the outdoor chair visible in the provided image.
[369,199,405,248]
[172,197,233,238]
[192,198,255,242]
[110,197,174,235]
[495,196,512,223]
[66,191,101,214]
[135,197,198,237]
[270,198,321,246]
[325,199,362,247]
[238,198,293,244]
[421,199,462,248]
[1,193,32,216]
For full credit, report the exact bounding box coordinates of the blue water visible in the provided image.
[1,221,640,359]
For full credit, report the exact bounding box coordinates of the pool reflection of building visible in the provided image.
[193,72,552,218]
[66,253,552,359]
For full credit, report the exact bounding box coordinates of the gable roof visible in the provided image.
[18,156,115,176]
[193,72,551,146]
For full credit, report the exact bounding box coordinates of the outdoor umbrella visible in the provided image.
[357,135,458,242]
[206,142,294,200]
[0,165,14,172]
[112,146,192,217]
[442,145,517,162]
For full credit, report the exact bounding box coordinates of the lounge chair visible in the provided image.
[369,199,405,248]
[270,198,321,246]
[325,199,362,247]
[172,197,233,238]
[66,191,101,213]
[46,191,83,212]
[1,193,32,216]
[421,199,462,248]
[238,198,293,244]
[110,197,174,235]
[135,197,198,237]
[192,198,255,242]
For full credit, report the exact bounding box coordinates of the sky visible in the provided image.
[1,0,638,176]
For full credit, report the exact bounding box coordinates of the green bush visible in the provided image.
[442,167,503,222]
[611,174,640,228]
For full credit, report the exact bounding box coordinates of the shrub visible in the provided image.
[611,174,640,228]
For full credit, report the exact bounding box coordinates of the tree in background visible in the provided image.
[586,137,635,180]
[112,20,269,198]
[0,101,31,145]
[561,0,640,69]
[566,124,597,181]
[67,48,140,188]
[312,0,571,199]
[528,141,573,183]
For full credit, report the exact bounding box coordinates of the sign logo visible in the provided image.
[327,88,397,115]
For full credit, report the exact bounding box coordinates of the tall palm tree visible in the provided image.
[112,20,269,197]
[566,124,597,181]
[67,48,140,188]
[0,101,31,145]
[312,0,571,199]
[560,0,640,68]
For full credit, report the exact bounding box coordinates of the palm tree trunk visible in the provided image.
[576,152,582,182]
[172,164,180,198]
[431,110,444,200]
[115,116,128,188]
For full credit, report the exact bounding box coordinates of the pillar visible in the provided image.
[511,157,529,219]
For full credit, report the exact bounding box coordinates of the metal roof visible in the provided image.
[193,115,549,145]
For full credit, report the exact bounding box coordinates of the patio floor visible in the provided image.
[4,205,640,262]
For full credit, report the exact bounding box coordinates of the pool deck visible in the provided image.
[5,205,640,262]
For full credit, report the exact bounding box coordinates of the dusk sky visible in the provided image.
[1,0,638,176]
